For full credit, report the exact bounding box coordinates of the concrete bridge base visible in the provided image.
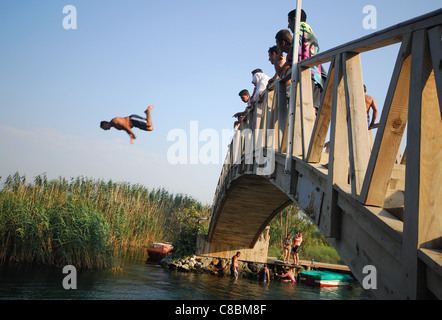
[196,227,270,263]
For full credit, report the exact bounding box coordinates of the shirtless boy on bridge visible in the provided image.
[100,105,154,144]
[364,85,378,129]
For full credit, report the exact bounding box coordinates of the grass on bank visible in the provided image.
[0,172,210,270]
[1,173,345,269]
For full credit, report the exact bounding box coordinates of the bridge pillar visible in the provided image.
[196,227,270,263]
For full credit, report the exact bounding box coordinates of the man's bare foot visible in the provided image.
[145,105,154,115]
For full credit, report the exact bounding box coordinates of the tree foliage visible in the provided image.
[169,206,210,258]
[269,204,330,250]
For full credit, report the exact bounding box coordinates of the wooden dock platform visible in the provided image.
[267,257,350,273]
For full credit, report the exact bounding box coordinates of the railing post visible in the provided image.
[284,0,302,173]
[306,59,335,163]
[359,34,411,206]
[342,52,371,197]
[299,66,316,159]
[323,54,348,238]
[402,28,442,300]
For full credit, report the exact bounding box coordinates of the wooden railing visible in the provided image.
[211,9,442,299]
[216,8,441,206]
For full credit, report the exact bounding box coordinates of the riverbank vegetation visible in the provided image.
[268,205,344,265]
[0,172,210,269]
[0,172,342,270]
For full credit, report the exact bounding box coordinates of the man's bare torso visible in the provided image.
[365,94,375,115]
[232,256,238,267]
[110,116,132,130]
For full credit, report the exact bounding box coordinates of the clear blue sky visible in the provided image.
[0,0,440,204]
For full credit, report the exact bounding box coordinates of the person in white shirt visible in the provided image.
[251,69,270,103]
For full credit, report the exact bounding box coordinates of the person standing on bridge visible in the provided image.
[364,85,378,129]
[251,68,270,104]
[275,29,293,78]
[231,251,241,280]
[233,90,252,128]
[275,29,294,107]
[287,9,326,113]
[267,45,286,89]
[100,105,154,144]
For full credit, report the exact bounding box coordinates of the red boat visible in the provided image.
[147,243,173,262]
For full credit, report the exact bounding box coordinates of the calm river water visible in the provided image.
[0,251,374,301]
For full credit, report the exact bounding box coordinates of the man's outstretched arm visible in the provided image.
[123,127,136,144]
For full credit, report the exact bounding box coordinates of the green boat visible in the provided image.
[299,271,354,287]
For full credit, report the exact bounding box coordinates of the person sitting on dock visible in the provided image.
[291,232,303,266]
[100,106,154,144]
[231,251,241,280]
[276,268,296,283]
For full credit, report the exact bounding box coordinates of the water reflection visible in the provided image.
[0,253,374,300]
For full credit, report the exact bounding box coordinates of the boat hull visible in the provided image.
[147,244,173,262]
[299,271,353,287]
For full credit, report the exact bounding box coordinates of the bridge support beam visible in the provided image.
[402,28,442,300]
[196,227,270,263]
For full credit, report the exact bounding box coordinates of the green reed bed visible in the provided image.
[0,173,210,269]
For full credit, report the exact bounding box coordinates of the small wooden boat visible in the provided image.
[147,243,173,262]
[299,270,353,287]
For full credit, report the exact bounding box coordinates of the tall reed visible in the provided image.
[0,172,210,269]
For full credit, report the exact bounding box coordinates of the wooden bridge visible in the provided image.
[196,9,442,299]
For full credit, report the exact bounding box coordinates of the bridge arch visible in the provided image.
[207,174,291,249]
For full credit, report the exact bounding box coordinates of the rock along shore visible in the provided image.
[159,254,287,280]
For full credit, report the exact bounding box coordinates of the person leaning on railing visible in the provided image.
[250,68,270,104]
[275,29,294,104]
[266,45,286,90]
[233,89,252,128]
[281,9,327,113]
